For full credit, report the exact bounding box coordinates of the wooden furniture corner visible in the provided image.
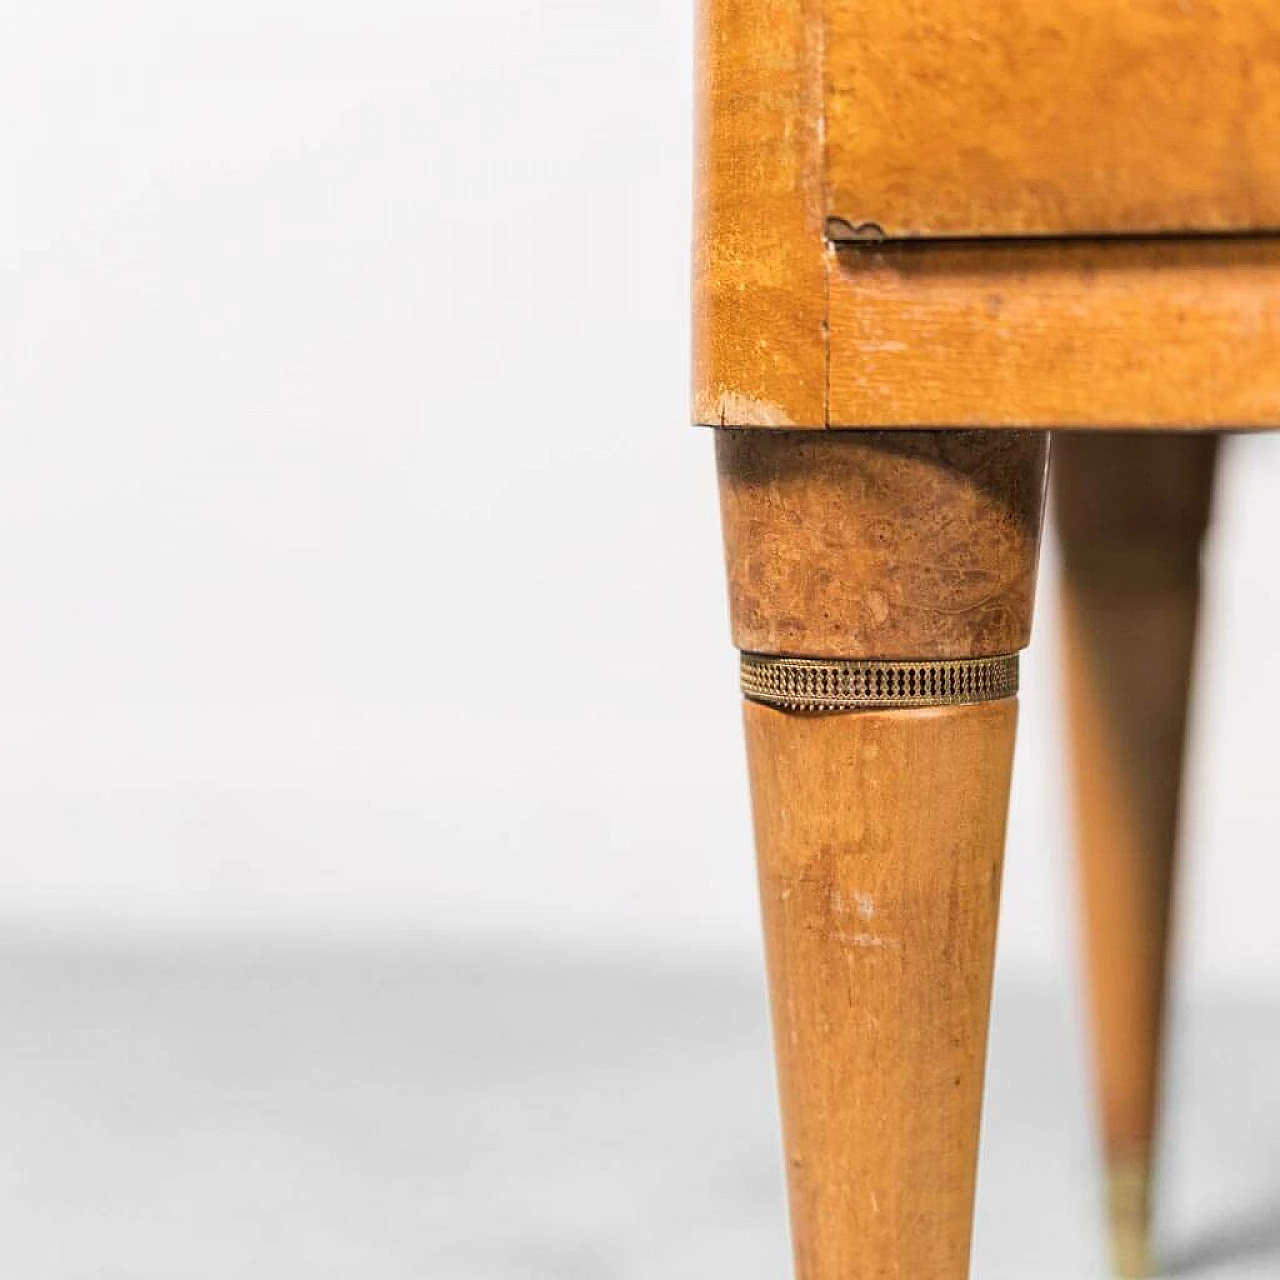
[694,3,1270,1277]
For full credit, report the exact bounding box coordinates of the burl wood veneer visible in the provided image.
[716,430,1046,659]
[822,1,1280,241]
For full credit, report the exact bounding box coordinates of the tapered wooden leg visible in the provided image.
[1053,433,1218,1279]
[716,429,1048,1280]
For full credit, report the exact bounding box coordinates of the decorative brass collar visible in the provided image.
[740,653,1019,713]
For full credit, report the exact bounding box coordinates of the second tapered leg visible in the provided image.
[1053,433,1218,1279]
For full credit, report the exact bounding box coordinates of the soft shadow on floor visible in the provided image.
[1156,993,1280,1280]
[1164,1206,1280,1278]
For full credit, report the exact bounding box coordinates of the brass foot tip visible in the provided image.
[1108,1155,1154,1279]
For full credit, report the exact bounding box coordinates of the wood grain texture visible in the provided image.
[692,0,827,428]
[692,0,1280,430]
[1054,434,1218,1278]
[828,240,1280,428]
[716,429,1048,658]
[825,0,1280,240]
[745,697,1016,1280]
[714,428,1045,1278]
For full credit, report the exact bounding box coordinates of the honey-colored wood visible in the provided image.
[715,430,1046,1280]
[827,240,1280,429]
[692,0,827,428]
[825,1,1280,240]
[716,430,1048,657]
[693,1,1280,431]
[745,698,1017,1280]
[1054,433,1219,1278]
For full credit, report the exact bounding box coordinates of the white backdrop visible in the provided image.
[2,0,1279,992]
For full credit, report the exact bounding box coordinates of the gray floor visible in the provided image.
[0,941,1277,1278]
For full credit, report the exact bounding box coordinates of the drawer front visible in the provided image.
[826,0,1280,239]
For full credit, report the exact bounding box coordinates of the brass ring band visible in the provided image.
[740,653,1019,712]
